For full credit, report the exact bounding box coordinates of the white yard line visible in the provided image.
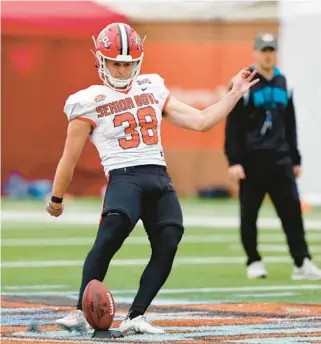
[2,210,321,230]
[3,285,68,290]
[4,234,321,247]
[2,255,321,268]
[229,244,321,253]
[123,285,321,294]
[1,285,320,295]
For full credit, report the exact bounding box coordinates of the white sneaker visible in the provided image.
[55,310,89,333]
[292,258,321,280]
[119,315,165,334]
[247,261,268,279]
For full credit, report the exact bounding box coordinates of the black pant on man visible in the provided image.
[239,155,311,267]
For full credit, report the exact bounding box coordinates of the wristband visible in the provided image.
[51,196,63,204]
[48,203,62,211]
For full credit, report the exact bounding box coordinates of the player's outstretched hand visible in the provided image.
[231,68,259,96]
[46,202,64,217]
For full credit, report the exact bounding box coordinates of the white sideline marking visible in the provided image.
[2,255,321,268]
[233,292,298,298]
[4,234,321,247]
[0,293,215,305]
[229,244,321,253]
[3,285,68,290]
[2,285,320,295]
[258,244,321,252]
[113,285,321,294]
[2,210,321,230]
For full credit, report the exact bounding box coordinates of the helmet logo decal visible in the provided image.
[99,34,111,50]
[134,35,142,51]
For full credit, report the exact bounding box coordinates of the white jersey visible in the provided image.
[64,74,170,175]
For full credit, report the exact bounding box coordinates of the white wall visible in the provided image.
[99,0,277,21]
[279,0,321,205]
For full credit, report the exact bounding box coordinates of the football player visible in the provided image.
[47,23,258,334]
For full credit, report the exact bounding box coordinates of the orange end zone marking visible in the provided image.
[178,302,321,316]
[2,297,321,344]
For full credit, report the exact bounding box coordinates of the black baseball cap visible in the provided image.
[254,32,278,51]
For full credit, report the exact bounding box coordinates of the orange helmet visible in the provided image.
[93,23,144,89]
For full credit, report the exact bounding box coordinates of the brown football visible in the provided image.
[82,279,115,330]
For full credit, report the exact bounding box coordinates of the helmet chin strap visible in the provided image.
[97,64,132,91]
[107,76,131,89]
[95,50,143,91]
[100,58,142,91]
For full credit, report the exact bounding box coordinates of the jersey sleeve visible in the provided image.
[150,74,171,112]
[63,92,98,129]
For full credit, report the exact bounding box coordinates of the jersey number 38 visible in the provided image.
[113,106,158,149]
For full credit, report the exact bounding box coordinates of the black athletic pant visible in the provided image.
[239,157,311,267]
[76,165,184,313]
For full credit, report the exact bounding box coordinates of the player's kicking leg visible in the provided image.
[119,172,184,334]
[119,224,183,334]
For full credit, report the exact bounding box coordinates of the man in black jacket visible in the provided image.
[225,32,321,280]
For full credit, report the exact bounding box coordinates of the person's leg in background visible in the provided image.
[268,161,321,280]
[239,164,268,278]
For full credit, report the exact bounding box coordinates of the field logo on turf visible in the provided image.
[1,296,321,343]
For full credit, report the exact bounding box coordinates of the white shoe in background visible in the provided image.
[55,310,89,333]
[292,258,321,280]
[247,261,268,279]
[119,315,165,334]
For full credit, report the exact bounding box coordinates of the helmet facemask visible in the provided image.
[96,52,143,90]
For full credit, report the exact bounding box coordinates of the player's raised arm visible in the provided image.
[46,119,91,217]
[164,68,258,132]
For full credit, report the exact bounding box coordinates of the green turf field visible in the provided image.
[1,197,321,304]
